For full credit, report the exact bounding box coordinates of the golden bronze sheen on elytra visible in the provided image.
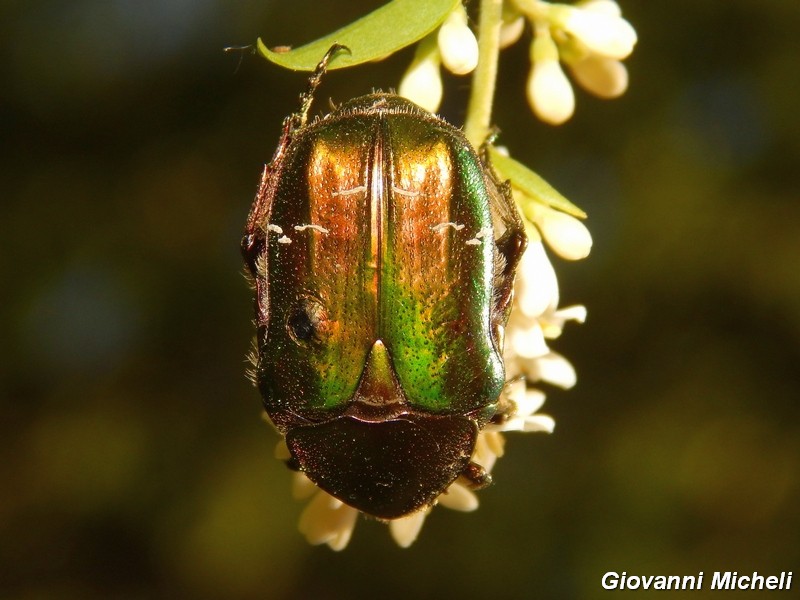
[242,51,527,520]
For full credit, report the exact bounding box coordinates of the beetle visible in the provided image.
[242,46,527,520]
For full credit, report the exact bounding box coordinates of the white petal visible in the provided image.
[438,482,479,512]
[518,388,548,417]
[389,511,428,548]
[507,320,550,359]
[499,386,553,433]
[569,54,628,99]
[438,10,479,75]
[496,416,526,432]
[291,472,318,500]
[522,414,556,433]
[540,304,588,338]
[472,432,502,472]
[530,351,577,389]
[504,377,527,405]
[327,522,357,551]
[500,408,555,434]
[551,304,588,324]
[481,431,506,461]
[537,209,593,260]
[561,7,637,59]
[298,491,358,550]
[515,240,559,318]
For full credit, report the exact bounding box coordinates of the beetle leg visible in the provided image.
[487,178,527,327]
[295,44,351,127]
[489,378,522,426]
[495,222,527,316]
[480,141,527,325]
[241,232,264,278]
[458,461,493,490]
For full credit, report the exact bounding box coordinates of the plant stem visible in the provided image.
[464,0,504,147]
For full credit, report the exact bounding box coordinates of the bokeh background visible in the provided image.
[2,1,799,598]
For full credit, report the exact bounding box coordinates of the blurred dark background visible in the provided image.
[2,1,799,598]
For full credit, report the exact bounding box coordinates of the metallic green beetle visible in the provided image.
[243,48,527,520]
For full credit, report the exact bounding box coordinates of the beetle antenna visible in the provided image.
[223,44,255,75]
[296,43,350,127]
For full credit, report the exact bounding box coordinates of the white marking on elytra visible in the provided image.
[294,224,330,234]
[391,185,419,198]
[277,235,292,244]
[331,185,367,197]
[465,227,494,245]
[267,224,283,234]
[431,222,466,233]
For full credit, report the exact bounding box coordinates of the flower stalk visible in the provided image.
[464,0,504,147]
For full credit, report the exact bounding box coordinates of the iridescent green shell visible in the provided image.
[243,94,525,519]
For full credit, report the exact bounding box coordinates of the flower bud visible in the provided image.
[527,33,575,125]
[568,53,628,98]
[578,0,622,17]
[499,15,526,49]
[437,7,479,75]
[555,5,637,59]
[398,37,443,112]
[537,208,593,260]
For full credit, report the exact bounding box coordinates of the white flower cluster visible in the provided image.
[520,0,636,124]
[399,0,636,124]
[501,210,590,422]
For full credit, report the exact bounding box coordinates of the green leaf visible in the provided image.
[257,0,460,71]
[487,146,587,219]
